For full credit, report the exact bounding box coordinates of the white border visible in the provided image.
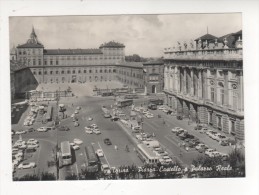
[1,1,259,195]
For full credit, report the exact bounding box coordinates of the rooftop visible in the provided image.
[44,48,103,55]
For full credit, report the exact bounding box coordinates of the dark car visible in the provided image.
[104,138,112,145]
[176,115,183,120]
[58,126,70,131]
[27,128,35,132]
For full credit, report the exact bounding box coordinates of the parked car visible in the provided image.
[176,115,183,120]
[74,121,79,127]
[74,138,83,145]
[88,117,93,121]
[70,143,80,150]
[27,143,39,149]
[93,129,101,135]
[27,139,39,145]
[214,134,228,142]
[195,143,208,151]
[27,128,35,132]
[76,106,81,110]
[16,130,27,135]
[74,110,79,114]
[101,164,111,175]
[104,138,112,145]
[96,149,104,157]
[205,149,216,157]
[18,162,36,169]
[85,127,93,134]
[171,127,184,133]
[90,124,98,128]
[58,126,70,131]
[37,127,47,132]
[220,140,229,146]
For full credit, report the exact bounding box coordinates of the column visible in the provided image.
[183,68,187,94]
[190,68,194,96]
[198,69,202,99]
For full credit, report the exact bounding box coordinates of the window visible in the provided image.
[61,71,64,74]
[33,59,36,66]
[56,60,59,65]
[230,120,236,135]
[220,89,224,105]
[67,70,70,74]
[78,70,81,74]
[211,88,215,102]
[100,70,102,73]
[89,70,92,73]
[56,71,59,74]
[38,71,42,75]
[96,69,98,73]
[38,59,41,65]
[104,69,107,73]
[33,71,36,75]
[233,91,238,110]
[109,69,111,73]
[50,60,53,65]
[84,70,86,73]
[50,71,53,75]
[73,70,75,74]
[208,112,213,125]
[217,116,222,130]
[44,71,47,75]
[44,60,47,65]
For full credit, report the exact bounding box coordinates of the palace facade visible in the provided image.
[163,31,244,141]
[10,27,164,96]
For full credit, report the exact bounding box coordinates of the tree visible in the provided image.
[41,172,56,180]
[14,174,40,181]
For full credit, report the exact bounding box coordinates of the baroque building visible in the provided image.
[10,27,164,97]
[163,31,244,141]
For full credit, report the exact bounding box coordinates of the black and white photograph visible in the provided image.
[9,13,245,181]
[1,1,259,195]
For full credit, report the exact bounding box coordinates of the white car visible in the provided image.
[85,128,93,134]
[37,127,47,132]
[158,105,166,110]
[88,117,93,121]
[16,130,26,135]
[76,106,81,110]
[70,143,80,150]
[205,149,216,156]
[101,164,111,175]
[96,149,104,157]
[90,124,98,128]
[18,162,36,169]
[145,114,154,118]
[163,156,173,163]
[142,110,149,114]
[18,144,27,149]
[27,143,39,149]
[171,127,183,133]
[93,129,101,135]
[74,138,83,145]
[27,139,38,145]
[195,143,208,150]
[71,113,75,118]
[74,110,79,114]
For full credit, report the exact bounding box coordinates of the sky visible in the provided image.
[9,14,242,57]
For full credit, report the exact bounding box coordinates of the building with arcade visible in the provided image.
[163,30,244,141]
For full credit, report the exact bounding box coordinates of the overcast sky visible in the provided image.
[9,14,242,57]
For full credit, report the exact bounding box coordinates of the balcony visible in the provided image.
[163,48,242,61]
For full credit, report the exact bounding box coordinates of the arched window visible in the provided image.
[38,71,42,75]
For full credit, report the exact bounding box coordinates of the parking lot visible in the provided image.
[11,93,244,180]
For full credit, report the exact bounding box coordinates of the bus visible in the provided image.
[117,99,133,108]
[124,94,138,99]
[136,144,159,164]
[59,141,72,167]
[45,106,53,121]
[148,99,163,105]
[85,146,99,172]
